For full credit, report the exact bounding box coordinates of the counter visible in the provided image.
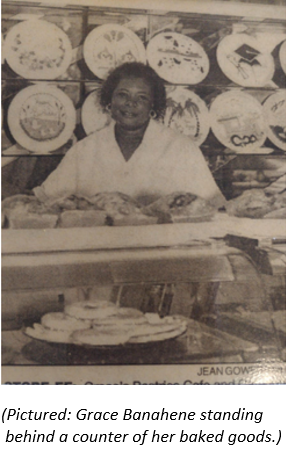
[2,217,285,328]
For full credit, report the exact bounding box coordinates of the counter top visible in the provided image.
[2,244,239,290]
[2,215,285,255]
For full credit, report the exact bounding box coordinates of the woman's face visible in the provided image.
[110,77,154,131]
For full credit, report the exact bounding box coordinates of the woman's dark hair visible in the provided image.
[100,62,166,119]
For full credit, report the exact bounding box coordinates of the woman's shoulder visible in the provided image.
[149,120,199,150]
[85,124,114,142]
[69,124,114,153]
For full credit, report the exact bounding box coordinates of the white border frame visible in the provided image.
[3,0,286,20]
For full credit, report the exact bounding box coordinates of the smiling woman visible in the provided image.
[101,63,165,161]
[111,77,154,161]
[33,62,225,208]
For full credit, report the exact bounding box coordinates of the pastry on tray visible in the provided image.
[2,190,219,228]
[25,300,187,346]
[263,207,286,219]
[226,189,284,219]
[142,191,215,223]
[2,194,59,229]
[90,191,157,225]
[46,194,96,211]
[59,210,107,227]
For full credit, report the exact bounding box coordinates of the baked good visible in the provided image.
[1,192,158,228]
[129,325,187,344]
[92,307,148,327]
[164,87,210,145]
[25,304,187,346]
[25,312,92,343]
[216,33,274,88]
[146,32,209,84]
[129,321,183,337]
[2,194,54,213]
[25,323,73,343]
[226,189,276,218]
[263,92,286,151]
[41,312,91,331]
[45,195,107,227]
[89,191,156,225]
[25,310,92,344]
[210,91,266,153]
[72,314,187,346]
[273,191,286,209]
[64,300,119,320]
[142,192,215,223]
[2,194,59,229]
[47,195,78,211]
[4,20,72,80]
[264,176,286,197]
[47,195,96,211]
[7,85,76,154]
[77,196,97,211]
[263,207,286,219]
[111,212,158,226]
[72,326,131,346]
[83,24,146,80]
[59,210,107,227]
[128,314,187,343]
[90,192,140,215]
[8,213,58,229]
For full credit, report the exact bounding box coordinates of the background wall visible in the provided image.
[1,0,286,199]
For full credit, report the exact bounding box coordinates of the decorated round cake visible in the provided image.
[8,84,76,153]
[147,32,209,84]
[83,23,146,79]
[263,91,286,151]
[217,33,274,87]
[164,86,210,145]
[25,300,187,347]
[4,20,72,79]
[210,91,266,153]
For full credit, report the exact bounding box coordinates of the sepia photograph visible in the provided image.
[1,0,286,385]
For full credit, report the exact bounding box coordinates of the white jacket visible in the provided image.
[34,119,225,207]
